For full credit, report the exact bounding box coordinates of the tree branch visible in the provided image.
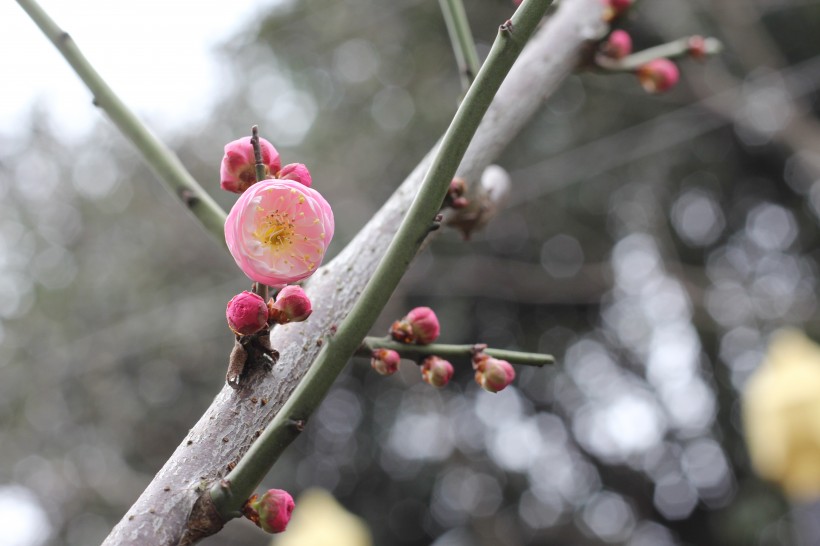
[101,1,607,544]
[359,336,555,366]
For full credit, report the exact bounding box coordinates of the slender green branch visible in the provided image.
[360,336,554,366]
[17,0,227,247]
[209,0,554,521]
[439,0,481,91]
[596,36,723,72]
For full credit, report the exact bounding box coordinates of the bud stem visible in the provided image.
[360,336,554,366]
[594,35,722,72]
[250,125,268,184]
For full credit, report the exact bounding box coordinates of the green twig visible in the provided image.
[17,0,228,247]
[209,0,554,521]
[360,336,554,366]
[596,36,723,72]
[439,0,482,91]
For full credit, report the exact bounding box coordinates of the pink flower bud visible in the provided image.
[220,137,282,194]
[226,291,269,335]
[371,349,401,376]
[421,356,454,387]
[475,358,516,393]
[390,307,440,345]
[248,489,294,534]
[637,59,680,94]
[687,35,707,60]
[601,30,632,59]
[407,307,440,344]
[267,285,313,324]
[445,178,469,209]
[225,180,334,287]
[278,163,312,187]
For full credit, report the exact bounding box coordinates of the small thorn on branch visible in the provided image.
[288,418,306,432]
[179,188,200,208]
[500,19,514,34]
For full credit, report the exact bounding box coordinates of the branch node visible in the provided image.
[500,19,514,35]
[288,418,306,432]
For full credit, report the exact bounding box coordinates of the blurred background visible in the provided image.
[2,0,820,544]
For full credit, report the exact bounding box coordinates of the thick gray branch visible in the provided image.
[102,1,606,544]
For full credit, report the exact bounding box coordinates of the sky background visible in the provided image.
[2,0,283,140]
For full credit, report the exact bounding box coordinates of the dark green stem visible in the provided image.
[209,0,553,520]
[360,336,554,366]
[249,127,270,301]
[16,0,227,247]
[596,36,723,72]
[250,125,268,184]
[439,0,481,91]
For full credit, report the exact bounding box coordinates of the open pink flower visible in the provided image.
[225,180,334,287]
[220,137,281,194]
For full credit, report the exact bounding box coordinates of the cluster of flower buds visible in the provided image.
[226,285,313,336]
[372,309,517,392]
[473,352,516,393]
[370,307,455,387]
[243,488,295,534]
[221,137,312,193]
[444,178,469,210]
[220,134,333,336]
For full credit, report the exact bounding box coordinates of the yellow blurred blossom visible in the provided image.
[272,488,372,546]
[743,329,820,500]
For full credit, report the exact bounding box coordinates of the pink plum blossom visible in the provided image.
[268,285,313,324]
[371,349,401,376]
[278,163,313,187]
[637,59,680,94]
[220,136,281,194]
[226,291,269,335]
[421,356,454,388]
[225,179,334,287]
[247,489,294,534]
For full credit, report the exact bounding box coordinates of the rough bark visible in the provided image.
[101,1,606,544]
